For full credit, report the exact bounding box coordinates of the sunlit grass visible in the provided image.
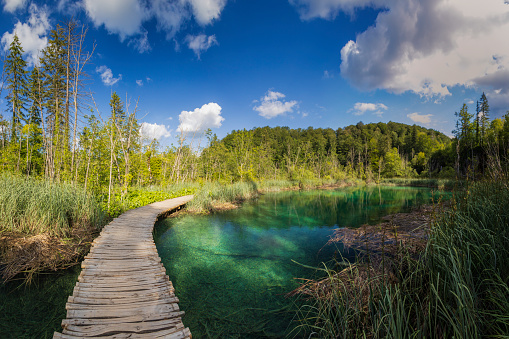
[0,174,104,237]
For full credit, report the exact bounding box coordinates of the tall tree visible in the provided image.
[479,92,490,146]
[4,34,28,171]
[4,34,28,139]
[40,25,67,179]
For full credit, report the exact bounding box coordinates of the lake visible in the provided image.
[154,185,446,338]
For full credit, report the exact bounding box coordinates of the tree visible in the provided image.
[40,25,67,179]
[479,92,490,146]
[25,66,44,175]
[4,34,28,171]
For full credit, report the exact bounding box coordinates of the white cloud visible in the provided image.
[292,0,509,113]
[290,0,376,20]
[128,30,151,53]
[136,79,143,86]
[140,122,171,140]
[323,70,333,79]
[349,102,388,116]
[3,0,27,12]
[1,4,50,66]
[188,0,227,25]
[78,0,228,48]
[177,102,224,132]
[186,34,218,58]
[96,65,122,86]
[254,90,298,119]
[82,0,148,40]
[407,112,433,125]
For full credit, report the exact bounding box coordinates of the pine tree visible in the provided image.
[25,66,44,175]
[40,26,67,178]
[4,34,28,143]
[479,92,490,146]
[453,103,474,145]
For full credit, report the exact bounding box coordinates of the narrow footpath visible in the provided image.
[54,195,194,339]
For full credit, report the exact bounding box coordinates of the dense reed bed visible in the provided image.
[0,174,105,282]
[291,180,509,338]
[0,174,104,237]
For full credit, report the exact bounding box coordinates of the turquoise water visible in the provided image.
[154,186,446,338]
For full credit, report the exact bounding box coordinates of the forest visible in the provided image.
[2,21,509,202]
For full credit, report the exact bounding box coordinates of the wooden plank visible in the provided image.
[72,289,174,300]
[62,319,184,337]
[61,326,190,339]
[66,303,180,319]
[68,294,177,305]
[73,283,172,293]
[66,297,179,310]
[60,311,185,326]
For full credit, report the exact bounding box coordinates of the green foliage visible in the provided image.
[100,184,197,218]
[4,34,28,142]
[0,174,104,237]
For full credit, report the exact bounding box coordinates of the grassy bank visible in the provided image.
[0,174,105,282]
[185,178,362,213]
[380,177,461,190]
[291,180,509,338]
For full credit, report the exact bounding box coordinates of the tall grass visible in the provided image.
[292,180,509,338]
[0,174,104,237]
[186,181,258,213]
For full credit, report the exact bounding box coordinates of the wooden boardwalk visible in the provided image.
[54,195,194,339]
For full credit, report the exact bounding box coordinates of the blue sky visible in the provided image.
[1,0,509,146]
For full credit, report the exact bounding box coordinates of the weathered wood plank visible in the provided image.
[60,311,185,326]
[62,319,184,337]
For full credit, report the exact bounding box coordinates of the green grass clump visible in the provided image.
[101,183,198,217]
[293,180,509,338]
[186,181,259,212]
[0,174,104,237]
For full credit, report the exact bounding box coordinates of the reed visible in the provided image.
[186,181,259,213]
[291,180,509,338]
[0,174,104,237]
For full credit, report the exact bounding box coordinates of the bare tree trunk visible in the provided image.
[108,127,114,210]
[70,25,94,178]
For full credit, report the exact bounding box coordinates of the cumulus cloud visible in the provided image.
[188,0,227,25]
[177,102,224,132]
[186,34,218,58]
[136,80,143,86]
[3,0,27,12]
[140,122,171,140]
[292,0,509,113]
[349,102,388,116]
[1,4,50,66]
[78,0,228,49]
[96,66,122,86]
[83,0,148,40]
[407,112,433,125]
[254,90,298,119]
